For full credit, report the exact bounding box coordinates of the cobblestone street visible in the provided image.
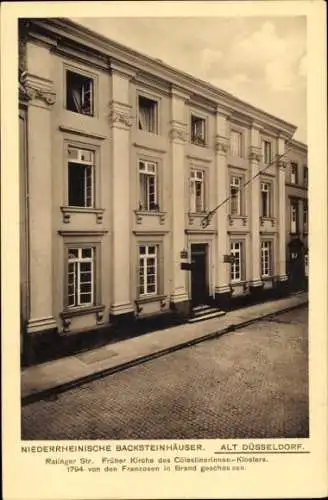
[22,306,308,440]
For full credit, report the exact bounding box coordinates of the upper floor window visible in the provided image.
[67,247,94,308]
[290,199,298,234]
[190,169,205,213]
[261,182,271,218]
[138,96,158,134]
[68,146,95,208]
[230,130,243,157]
[303,200,308,232]
[262,140,272,165]
[303,166,308,187]
[191,115,206,146]
[66,70,94,116]
[290,163,298,184]
[261,241,272,277]
[138,160,158,211]
[230,241,243,283]
[138,245,158,296]
[230,176,242,215]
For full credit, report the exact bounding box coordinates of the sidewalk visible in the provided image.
[21,292,308,405]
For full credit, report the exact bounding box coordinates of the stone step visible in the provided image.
[188,309,226,323]
[193,307,221,317]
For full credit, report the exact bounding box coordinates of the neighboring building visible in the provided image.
[19,18,308,363]
[285,140,309,290]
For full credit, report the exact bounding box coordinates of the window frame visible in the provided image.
[261,240,273,278]
[65,68,95,117]
[190,113,207,147]
[190,168,205,213]
[303,200,308,233]
[138,159,159,211]
[230,240,244,283]
[137,94,159,135]
[67,145,96,209]
[137,244,159,297]
[290,198,299,234]
[262,140,272,165]
[67,247,95,308]
[230,129,243,158]
[230,175,243,216]
[290,162,298,185]
[303,166,308,187]
[260,181,272,218]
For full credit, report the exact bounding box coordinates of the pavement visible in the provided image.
[21,292,308,405]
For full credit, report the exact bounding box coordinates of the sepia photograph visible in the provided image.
[19,14,310,441]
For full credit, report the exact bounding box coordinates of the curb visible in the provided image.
[21,299,308,406]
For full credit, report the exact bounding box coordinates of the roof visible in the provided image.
[20,17,298,138]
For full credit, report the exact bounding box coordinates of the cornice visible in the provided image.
[288,138,308,153]
[24,18,297,138]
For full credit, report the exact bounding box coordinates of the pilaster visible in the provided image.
[277,136,288,282]
[23,42,57,334]
[170,87,189,308]
[214,107,231,301]
[109,63,136,317]
[249,123,263,288]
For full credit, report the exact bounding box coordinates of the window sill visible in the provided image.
[191,140,207,148]
[135,295,167,313]
[134,209,166,225]
[61,206,105,224]
[228,215,248,226]
[61,304,105,319]
[188,212,208,224]
[260,216,276,227]
[61,305,105,332]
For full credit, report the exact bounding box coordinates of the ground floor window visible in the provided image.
[67,247,94,307]
[138,244,158,296]
[230,241,243,282]
[261,241,272,277]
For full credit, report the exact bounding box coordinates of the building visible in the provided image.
[19,18,308,364]
[285,140,308,290]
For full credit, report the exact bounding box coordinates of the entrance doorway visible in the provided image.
[288,239,305,291]
[191,244,209,305]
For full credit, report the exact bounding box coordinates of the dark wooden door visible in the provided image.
[191,244,208,305]
[288,239,305,290]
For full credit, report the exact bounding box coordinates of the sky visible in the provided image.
[73,16,307,143]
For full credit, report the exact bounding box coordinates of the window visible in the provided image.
[230,241,243,282]
[303,166,308,187]
[290,163,298,184]
[261,241,272,278]
[138,245,158,296]
[290,199,298,233]
[191,115,206,146]
[230,176,242,215]
[190,170,205,213]
[261,182,271,218]
[68,146,95,208]
[230,130,243,157]
[66,70,93,116]
[304,253,309,277]
[139,160,158,211]
[262,140,272,164]
[67,247,94,307]
[303,200,308,232]
[138,96,158,134]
